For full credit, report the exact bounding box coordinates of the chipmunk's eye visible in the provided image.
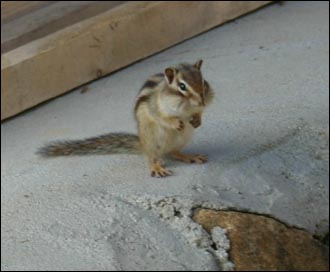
[179,83,187,91]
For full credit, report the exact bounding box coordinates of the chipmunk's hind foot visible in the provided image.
[150,160,173,178]
[171,151,208,164]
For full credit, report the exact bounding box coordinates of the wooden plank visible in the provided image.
[1,1,272,120]
[1,1,57,23]
[1,1,126,54]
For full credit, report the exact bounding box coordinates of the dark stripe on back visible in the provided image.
[141,80,158,89]
[134,95,150,113]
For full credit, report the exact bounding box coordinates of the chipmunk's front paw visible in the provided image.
[190,114,202,128]
[172,118,185,131]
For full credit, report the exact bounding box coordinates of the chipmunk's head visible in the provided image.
[164,60,205,107]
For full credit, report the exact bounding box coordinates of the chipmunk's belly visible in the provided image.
[158,121,194,154]
[136,105,194,156]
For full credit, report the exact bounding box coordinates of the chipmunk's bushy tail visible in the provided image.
[37,133,141,157]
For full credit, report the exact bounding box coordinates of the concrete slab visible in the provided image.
[1,1,329,270]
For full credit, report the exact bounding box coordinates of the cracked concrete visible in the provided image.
[1,1,329,271]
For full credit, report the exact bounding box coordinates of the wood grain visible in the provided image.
[1,1,272,120]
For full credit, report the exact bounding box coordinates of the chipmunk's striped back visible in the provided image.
[134,73,164,113]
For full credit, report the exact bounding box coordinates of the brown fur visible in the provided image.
[135,60,214,177]
[134,95,151,114]
[38,133,140,156]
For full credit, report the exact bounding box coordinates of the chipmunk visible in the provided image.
[38,60,214,177]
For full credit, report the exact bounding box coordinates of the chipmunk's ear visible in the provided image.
[164,67,177,84]
[194,59,203,70]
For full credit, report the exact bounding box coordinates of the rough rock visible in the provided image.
[193,209,329,271]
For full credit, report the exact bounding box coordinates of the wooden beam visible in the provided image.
[1,1,272,120]
[1,1,57,23]
[1,1,126,54]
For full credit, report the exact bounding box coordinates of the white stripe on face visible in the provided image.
[179,79,203,106]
